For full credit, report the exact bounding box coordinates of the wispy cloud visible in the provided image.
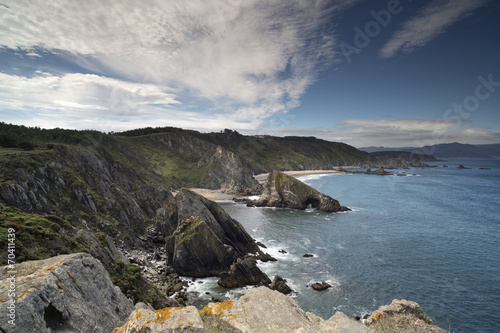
[380,0,490,58]
[250,119,500,147]
[0,0,354,130]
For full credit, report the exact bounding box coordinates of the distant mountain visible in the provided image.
[360,143,500,158]
[359,146,418,154]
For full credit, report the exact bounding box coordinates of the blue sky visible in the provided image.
[1,0,499,147]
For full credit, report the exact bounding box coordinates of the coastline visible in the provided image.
[254,169,345,183]
[191,169,346,201]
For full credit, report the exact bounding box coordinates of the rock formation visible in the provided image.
[311,281,332,291]
[249,171,350,212]
[115,286,372,333]
[365,299,447,332]
[156,189,272,288]
[269,275,293,295]
[0,253,133,333]
[218,258,271,288]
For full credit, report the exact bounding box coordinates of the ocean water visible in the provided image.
[187,158,500,333]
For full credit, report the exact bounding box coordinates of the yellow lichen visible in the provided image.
[373,312,384,321]
[135,312,144,320]
[200,300,237,322]
[188,322,193,325]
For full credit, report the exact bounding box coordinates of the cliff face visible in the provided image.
[0,253,134,333]
[251,171,350,212]
[158,189,269,285]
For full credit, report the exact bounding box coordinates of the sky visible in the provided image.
[1,0,499,148]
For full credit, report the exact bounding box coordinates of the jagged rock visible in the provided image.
[114,306,206,333]
[311,281,332,291]
[270,276,293,295]
[218,257,271,288]
[250,171,350,212]
[199,286,371,333]
[0,253,134,333]
[254,250,277,262]
[116,287,443,333]
[364,299,435,326]
[165,189,266,282]
[256,241,267,248]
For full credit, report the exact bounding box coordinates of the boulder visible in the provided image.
[218,258,271,288]
[0,253,134,333]
[303,253,314,257]
[270,276,293,295]
[311,281,332,291]
[250,171,350,212]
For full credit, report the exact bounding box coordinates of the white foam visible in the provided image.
[246,195,260,200]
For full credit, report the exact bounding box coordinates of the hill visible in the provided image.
[361,142,500,158]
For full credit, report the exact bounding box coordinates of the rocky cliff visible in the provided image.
[155,189,271,287]
[0,253,134,333]
[250,171,350,212]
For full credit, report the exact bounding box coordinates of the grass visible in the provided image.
[0,206,88,264]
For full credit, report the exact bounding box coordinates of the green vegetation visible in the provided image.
[0,121,99,150]
[0,206,88,264]
[110,259,170,310]
[175,216,204,245]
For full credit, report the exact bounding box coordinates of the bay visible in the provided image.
[187,158,500,333]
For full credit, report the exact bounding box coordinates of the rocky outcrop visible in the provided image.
[311,281,332,291]
[115,287,371,332]
[270,275,293,295]
[0,253,134,333]
[249,171,350,212]
[364,299,447,332]
[364,299,435,326]
[218,258,271,288]
[157,189,271,288]
[116,287,446,333]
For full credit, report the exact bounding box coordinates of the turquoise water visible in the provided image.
[188,158,500,332]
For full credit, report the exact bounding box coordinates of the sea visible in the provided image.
[186,158,500,333]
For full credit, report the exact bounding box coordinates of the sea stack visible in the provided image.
[249,171,350,212]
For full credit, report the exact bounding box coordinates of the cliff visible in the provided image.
[0,253,134,333]
[250,171,350,212]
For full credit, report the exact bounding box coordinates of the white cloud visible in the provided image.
[0,0,353,129]
[247,119,500,148]
[380,0,490,58]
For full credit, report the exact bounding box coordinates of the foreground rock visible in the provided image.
[365,299,447,332]
[0,253,134,333]
[116,286,371,333]
[249,171,350,212]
